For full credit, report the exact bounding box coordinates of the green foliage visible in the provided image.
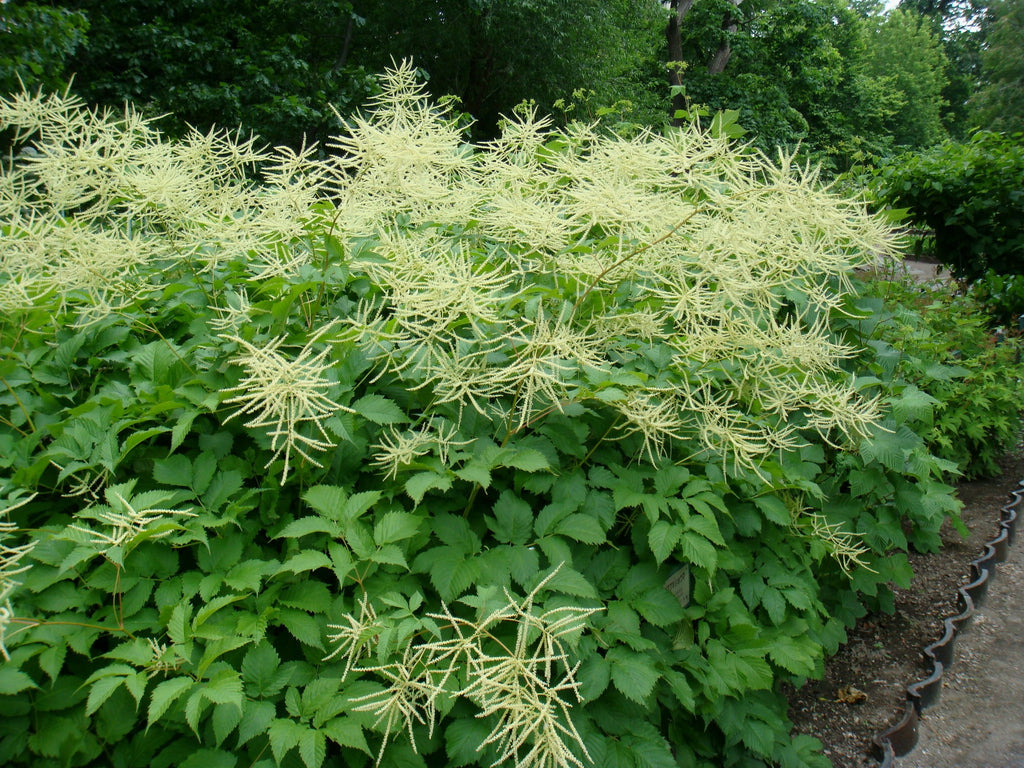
[862,8,949,148]
[967,270,1024,328]
[0,67,989,768]
[0,1,88,96]
[48,0,378,148]
[868,131,1024,280]
[862,276,1024,479]
[971,0,1024,134]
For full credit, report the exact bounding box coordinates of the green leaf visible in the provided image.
[275,517,341,539]
[578,653,611,701]
[302,485,348,518]
[278,551,333,575]
[607,647,659,703]
[554,513,605,544]
[203,669,243,707]
[242,642,282,698]
[405,471,451,505]
[489,491,534,544]
[445,717,493,767]
[373,511,422,545]
[179,748,237,768]
[277,608,324,649]
[542,565,598,599]
[212,701,243,746]
[767,634,816,676]
[238,701,277,746]
[322,717,371,755]
[148,677,194,727]
[505,447,550,472]
[268,718,306,765]
[343,491,382,522]
[85,674,125,716]
[153,454,193,487]
[429,551,480,601]
[299,728,327,768]
[647,520,682,564]
[0,667,37,696]
[353,394,408,424]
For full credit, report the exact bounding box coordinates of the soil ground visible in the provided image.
[786,450,1024,767]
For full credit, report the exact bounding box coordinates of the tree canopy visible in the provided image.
[0,0,1000,162]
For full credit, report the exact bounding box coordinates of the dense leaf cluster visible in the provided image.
[868,131,1024,280]
[0,71,1000,768]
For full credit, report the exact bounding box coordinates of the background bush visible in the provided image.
[868,131,1024,281]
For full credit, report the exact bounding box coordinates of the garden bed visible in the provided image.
[786,450,1024,767]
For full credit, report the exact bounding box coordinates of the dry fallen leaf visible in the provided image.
[837,685,868,704]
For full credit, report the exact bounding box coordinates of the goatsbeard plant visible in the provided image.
[0,64,929,768]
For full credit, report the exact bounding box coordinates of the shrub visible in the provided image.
[860,277,1024,479]
[868,130,1024,281]
[0,66,967,768]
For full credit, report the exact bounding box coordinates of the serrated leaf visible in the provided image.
[299,728,327,768]
[224,559,268,592]
[647,520,682,563]
[607,647,659,703]
[353,394,408,424]
[454,462,491,488]
[302,485,348,519]
[679,532,717,573]
[148,677,193,727]
[242,642,281,697]
[373,511,422,545]
[767,634,816,676]
[542,565,598,598]
[203,669,243,707]
[212,701,243,746]
[275,517,341,539]
[171,409,200,451]
[278,551,333,576]
[505,447,550,472]
[444,717,493,767]
[268,718,306,765]
[554,513,605,544]
[405,471,451,505]
[238,699,276,746]
[185,687,211,734]
[152,454,193,487]
[429,551,480,601]
[85,675,125,716]
[277,608,324,649]
[343,491,381,522]
[490,491,534,544]
[322,717,371,755]
[578,653,611,701]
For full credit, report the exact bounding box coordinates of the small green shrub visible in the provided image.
[868,130,1024,281]
[0,66,974,768]
[860,277,1024,479]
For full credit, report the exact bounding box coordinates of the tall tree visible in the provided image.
[899,0,984,136]
[970,0,1024,132]
[863,8,950,147]
[349,0,666,136]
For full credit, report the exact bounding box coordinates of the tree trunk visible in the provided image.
[707,0,742,75]
[666,0,696,125]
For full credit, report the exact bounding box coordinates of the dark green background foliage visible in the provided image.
[5,0,1020,163]
[868,131,1024,280]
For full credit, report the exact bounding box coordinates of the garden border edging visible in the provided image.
[866,479,1023,766]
